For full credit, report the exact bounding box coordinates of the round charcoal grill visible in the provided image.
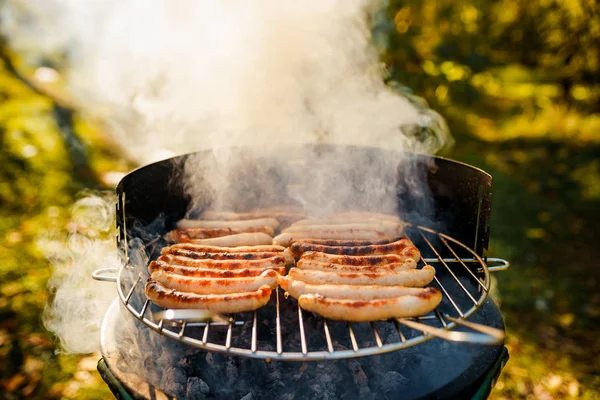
[93,145,510,399]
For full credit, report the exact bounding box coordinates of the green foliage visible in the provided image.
[379,1,600,398]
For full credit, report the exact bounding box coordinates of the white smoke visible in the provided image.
[2,0,452,354]
[39,193,118,353]
[1,0,450,165]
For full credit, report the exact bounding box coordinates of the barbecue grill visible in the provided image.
[93,145,510,399]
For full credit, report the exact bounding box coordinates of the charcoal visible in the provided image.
[379,371,408,396]
[186,377,210,399]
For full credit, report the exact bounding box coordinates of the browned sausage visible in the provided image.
[145,281,272,312]
[297,288,442,321]
[299,251,418,266]
[158,254,287,270]
[166,226,274,242]
[289,237,414,258]
[151,269,279,294]
[295,259,416,273]
[148,260,287,277]
[162,243,285,254]
[273,230,392,247]
[288,265,436,286]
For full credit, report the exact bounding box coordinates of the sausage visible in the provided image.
[148,260,287,277]
[273,230,392,247]
[295,259,416,273]
[199,210,304,222]
[279,276,431,300]
[283,222,404,236]
[158,254,287,270]
[176,217,280,230]
[162,243,286,254]
[151,269,279,294]
[289,238,394,246]
[162,249,293,263]
[145,281,272,312]
[289,237,413,258]
[287,265,436,286]
[166,226,274,242]
[299,251,419,266]
[290,216,402,227]
[165,249,278,259]
[297,288,442,321]
[183,233,274,247]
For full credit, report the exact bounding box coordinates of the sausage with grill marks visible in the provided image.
[289,238,394,247]
[182,233,274,247]
[289,237,414,258]
[289,216,402,227]
[298,288,442,321]
[176,217,280,230]
[199,210,304,222]
[145,281,272,313]
[295,259,416,273]
[282,222,404,237]
[158,254,287,270]
[166,226,274,242]
[288,265,436,286]
[151,269,279,294]
[148,260,287,277]
[299,251,419,267]
[162,243,285,254]
[273,230,392,247]
[162,249,294,265]
[279,276,435,300]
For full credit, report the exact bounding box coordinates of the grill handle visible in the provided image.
[92,268,118,283]
[397,316,505,345]
[485,258,510,272]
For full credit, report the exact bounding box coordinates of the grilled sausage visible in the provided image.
[289,238,394,246]
[151,269,279,294]
[167,226,274,242]
[148,260,287,277]
[288,265,436,286]
[199,210,304,222]
[295,259,416,273]
[162,249,293,265]
[279,276,431,300]
[283,222,404,236]
[177,217,280,230]
[158,254,287,270]
[289,237,413,258]
[290,216,402,227]
[145,281,272,312]
[273,230,392,247]
[162,247,293,265]
[162,243,285,254]
[297,288,442,321]
[299,251,418,266]
[184,233,274,247]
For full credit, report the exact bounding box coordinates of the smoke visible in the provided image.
[39,192,118,353]
[2,0,453,354]
[1,0,450,165]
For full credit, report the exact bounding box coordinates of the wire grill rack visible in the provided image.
[95,193,508,360]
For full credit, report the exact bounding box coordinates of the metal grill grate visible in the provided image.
[108,196,508,360]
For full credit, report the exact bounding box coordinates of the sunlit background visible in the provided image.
[1,0,599,398]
